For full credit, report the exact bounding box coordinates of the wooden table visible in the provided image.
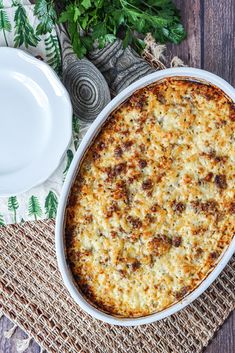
[167,2,235,351]
[0,0,234,352]
[169,2,235,350]
[169,0,234,87]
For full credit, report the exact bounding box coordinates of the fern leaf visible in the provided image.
[13,3,39,48]
[0,214,5,226]
[72,115,80,150]
[45,191,58,219]
[45,33,61,74]
[0,10,11,31]
[8,196,19,223]
[28,195,42,221]
[63,149,74,179]
[34,0,57,35]
[0,1,12,46]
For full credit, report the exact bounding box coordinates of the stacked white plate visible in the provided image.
[0,48,72,196]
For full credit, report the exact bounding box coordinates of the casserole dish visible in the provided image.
[56,67,235,326]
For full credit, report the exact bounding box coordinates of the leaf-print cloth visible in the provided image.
[0,0,80,225]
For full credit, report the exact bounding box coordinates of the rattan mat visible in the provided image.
[0,220,234,353]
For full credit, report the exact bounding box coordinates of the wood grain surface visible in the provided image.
[0,0,234,352]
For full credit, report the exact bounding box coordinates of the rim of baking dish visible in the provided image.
[56,67,235,326]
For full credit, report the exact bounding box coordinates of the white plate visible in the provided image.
[0,48,72,196]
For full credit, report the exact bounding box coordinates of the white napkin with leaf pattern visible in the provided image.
[0,0,80,225]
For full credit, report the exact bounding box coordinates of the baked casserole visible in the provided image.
[66,78,235,317]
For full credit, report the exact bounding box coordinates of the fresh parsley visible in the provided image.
[34,0,186,58]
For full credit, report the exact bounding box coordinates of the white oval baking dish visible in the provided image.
[56,67,235,326]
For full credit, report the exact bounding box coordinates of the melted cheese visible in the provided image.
[66,78,235,317]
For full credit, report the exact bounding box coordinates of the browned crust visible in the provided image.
[65,77,235,318]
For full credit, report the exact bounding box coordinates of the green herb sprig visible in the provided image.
[34,0,186,58]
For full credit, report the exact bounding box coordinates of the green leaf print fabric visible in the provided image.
[28,195,42,221]
[13,0,40,47]
[45,191,58,219]
[0,0,61,73]
[0,1,85,225]
[0,0,12,46]
[8,196,19,223]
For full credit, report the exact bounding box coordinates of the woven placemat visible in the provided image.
[0,220,234,353]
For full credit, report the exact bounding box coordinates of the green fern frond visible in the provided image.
[28,195,42,221]
[45,190,58,218]
[34,0,57,35]
[0,214,5,226]
[0,11,11,31]
[8,196,19,211]
[63,149,74,179]
[8,196,19,223]
[45,33,61,74]
[13,3,40,48]
[0,0,12,46]
[72,115,80,150]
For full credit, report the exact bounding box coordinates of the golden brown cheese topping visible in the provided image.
[66,78,235,317]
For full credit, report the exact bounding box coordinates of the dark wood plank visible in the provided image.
[170,2,235,353]
[0,316,41,353]
[205,311,235,353]
[168,0,201,67]
[203,0,235,86]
